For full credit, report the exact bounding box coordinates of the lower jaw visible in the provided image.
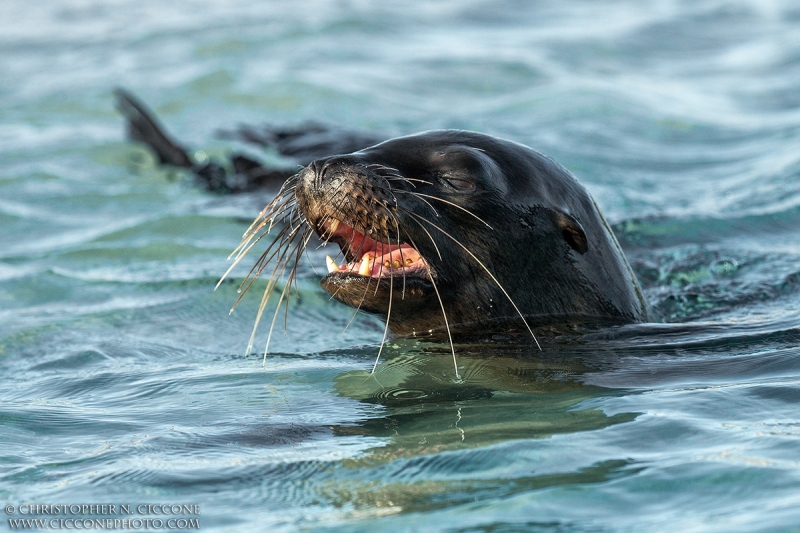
[319,273,434,315]
[320,269,432,285]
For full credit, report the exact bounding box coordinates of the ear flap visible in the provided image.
[555,212,588,254]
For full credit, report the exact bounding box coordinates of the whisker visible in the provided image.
[393,189,440,218]
[245,245,296,356]
[315,190,349,249]
[396,190,492,228]
[371,268,393,373]
[402,209,541,350]
[262,229,312,364]
[223,200,297,271]
[238,191,290,240]
[230,224,297,303]
[427,268,459,379]
[235,227,306,343]
[290,227,314,304]
[400,230,460,379]
[222,193,300,278]
[384,176,430,185]
[397,207,443,261]
[338,273,374,335]
[238,183,298,239]
[218,220,291,291]
[392,214,407,299]
[231,215,306,309]
[245,228,305,355]
[224,160,508,379]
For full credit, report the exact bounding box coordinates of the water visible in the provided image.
[2,1,800,531]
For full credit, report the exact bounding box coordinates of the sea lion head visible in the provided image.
[285,130,649,337]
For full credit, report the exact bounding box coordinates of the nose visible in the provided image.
[311,158,327,183]
[310,156,359,187]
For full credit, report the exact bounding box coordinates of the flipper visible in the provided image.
[114,88,294,193]
[114,88,386,193]
[218,123,385,166]
[114,88,194,168]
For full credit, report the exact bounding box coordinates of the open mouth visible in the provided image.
[317,217,431,279]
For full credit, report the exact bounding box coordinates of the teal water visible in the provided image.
[2,1,800,531]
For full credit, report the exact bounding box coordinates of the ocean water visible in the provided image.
[2,1,800,531]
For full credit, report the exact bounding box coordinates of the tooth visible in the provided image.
[384,260,391,268]
[392,260,401,268]
[405,258,413,265]
[359,256,371,276]
[326,255,340,273]
[329,219,340,233]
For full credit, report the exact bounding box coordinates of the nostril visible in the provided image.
[311,159,327,186]
[313,157,354,186]
[310,156,364,189]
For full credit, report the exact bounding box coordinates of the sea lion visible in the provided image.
[116,90,650,361]
[114,89,383,193]
[231,130,650,342]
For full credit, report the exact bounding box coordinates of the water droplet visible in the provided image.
[711,258,739,276]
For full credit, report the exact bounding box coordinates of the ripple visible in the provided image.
[3,0,800,530]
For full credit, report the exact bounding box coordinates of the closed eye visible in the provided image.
[443,177,474,190]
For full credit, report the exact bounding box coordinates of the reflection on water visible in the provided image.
[293,342,640,519]
[333,344,637,463]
